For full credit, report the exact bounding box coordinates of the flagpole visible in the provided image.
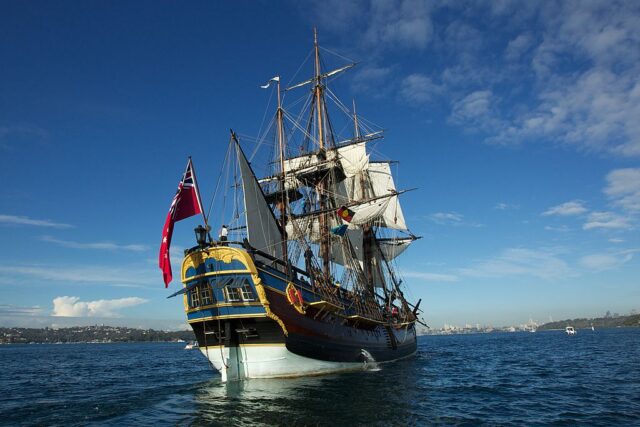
[189,156,209,231]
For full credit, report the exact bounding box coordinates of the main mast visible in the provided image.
[313,28,331,280]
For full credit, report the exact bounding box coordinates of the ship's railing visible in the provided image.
[197,240,391,324]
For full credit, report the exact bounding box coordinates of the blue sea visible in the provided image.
[1,328,639,426]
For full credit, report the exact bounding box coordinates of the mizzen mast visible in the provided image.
[275,76,289,267]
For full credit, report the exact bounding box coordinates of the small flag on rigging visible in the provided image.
[260,76,280,89]
[330,224,349,236]
[337,206,355,223]
[159,158,205,287]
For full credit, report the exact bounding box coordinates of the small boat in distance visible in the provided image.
[565,326,576,335]
[184,341,198,350]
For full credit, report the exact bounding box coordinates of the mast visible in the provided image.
[353,100,360,139]
[314,28,330,280]
[276,76,289,267]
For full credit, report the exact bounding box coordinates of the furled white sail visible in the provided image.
[258,174,299,191]
[235,142,283,259]
[282,151,336,177]
[368,162,407,231]
[378,237,413,260]
[350,197,391,225]
[328,234,413,268]
[281,142,366,185]
[285,217,322,242]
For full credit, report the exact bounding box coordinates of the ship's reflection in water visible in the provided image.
[189,355,423,426]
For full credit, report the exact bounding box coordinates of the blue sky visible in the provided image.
[1,1,638,329]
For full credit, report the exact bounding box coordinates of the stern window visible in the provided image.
[189,288,201,308]
[189,282,214,308]
[223,277,256,302]
[200,285,212,306]
[240,279,256,301]
[225,287,242,302]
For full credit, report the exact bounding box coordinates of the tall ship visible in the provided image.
[160,31,422,382]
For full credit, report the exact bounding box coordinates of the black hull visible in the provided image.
[190,294,417,364]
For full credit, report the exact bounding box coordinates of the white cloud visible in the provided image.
[308,0,433,51]
[403,271,458,283]
[429,212,463,224]
[583,211,632,230]
[428,212,484,228]
[604,168,640,212]
[460,247,574,280]
[542,200,588,216]
[0,264,157,287]
[41,235,148,252]
[400,73,442,104]
[0,304,43,316]
[490,3,640,156]
[494,202,519,210]
[544,225,570,232]
[451,90,493,124]
[0,214,72,228]
[362,0,434,50]
[608,238,624,244]
[352,66,394,93]
[505,33,534,61]
[52,296,147,318]
[314,2,640,158]
[579,252,633,271]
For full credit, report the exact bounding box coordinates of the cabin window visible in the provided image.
[225,287,242,302]
[189,288,201,308]
[189,282,214,308]
[223,277,256,302]
[240,279,256,301]
[200,285,213,306]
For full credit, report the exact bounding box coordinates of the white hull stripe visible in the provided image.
[199,344,397,382]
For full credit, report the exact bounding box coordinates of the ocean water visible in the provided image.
[1,328,639,426]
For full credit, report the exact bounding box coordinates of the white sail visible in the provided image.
[281,142,366,185]
[258,174,299,191]
[368,162,407,231]
[350,197,391,225]
[328,234,413,268]
[282,150,336,177]
[371,252,385,288]
[337,142,368,177]
[379,237,413,260]
[236,142,283,259]
[333,176,365,205]
[325,227,363,268]
[285,216,322,242]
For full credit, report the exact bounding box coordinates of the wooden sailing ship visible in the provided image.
[167,31,421,381]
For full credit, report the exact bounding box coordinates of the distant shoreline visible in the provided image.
[0,325,195,345]
[537,313,640,331]
[419,313,640,336]
[0,341,191,345]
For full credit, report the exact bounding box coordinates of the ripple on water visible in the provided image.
[1,329,639,426]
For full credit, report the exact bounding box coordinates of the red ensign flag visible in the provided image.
[159,158,204,287]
